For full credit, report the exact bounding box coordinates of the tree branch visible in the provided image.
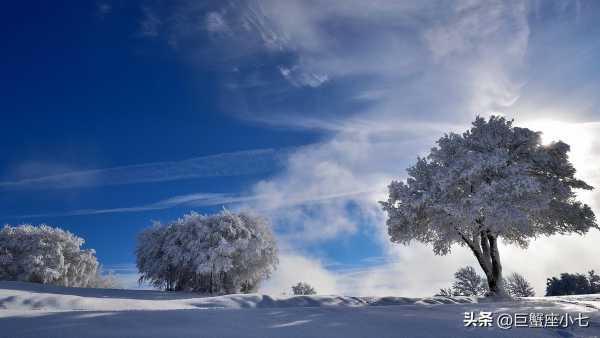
[456,227,491,277]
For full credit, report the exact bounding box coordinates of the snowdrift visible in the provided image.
[0,281,473,312]
[1,281,599,338]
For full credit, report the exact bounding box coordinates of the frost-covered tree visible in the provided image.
[291,282,316,295]
[381,116,597,297]
[435,287,455,297]
[505,272,535,297]
[452,266,487,296]
[136,210,278,294]
[0,224,113,288]
[588,270,600,294]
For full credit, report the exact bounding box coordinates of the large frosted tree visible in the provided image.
[381,116,597,297]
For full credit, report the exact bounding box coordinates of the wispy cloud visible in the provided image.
[0,148,289,191]
[6,187,377,219]
[7,193,234,219]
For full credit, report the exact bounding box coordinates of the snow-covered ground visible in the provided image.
[1,282,599,338]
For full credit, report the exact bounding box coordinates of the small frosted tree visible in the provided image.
[0,224,114,288]
[381,116,597,297]
[452,266,487,296]
[435,287,455,297]
[136,210,278,294]
[505,272,535,297]
[588,270,600,294]
[292,282,316,295]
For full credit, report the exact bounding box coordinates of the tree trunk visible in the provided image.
[460,229,509,298]
[210,265,214,294]
[485,233,508,298]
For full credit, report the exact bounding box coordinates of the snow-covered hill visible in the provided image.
[1,281,599,338]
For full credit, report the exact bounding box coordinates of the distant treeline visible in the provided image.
[546,270,600,296]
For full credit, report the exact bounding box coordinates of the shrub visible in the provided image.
[292,282,316,295]
[505,272,535,297]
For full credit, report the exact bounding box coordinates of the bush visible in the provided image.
[505,272,535,297]
[589,270,600,293]
[439,267,535,298]
[0,224,114,288]
[451,266,488,296]
[136,210,278,294]
[292,282,316,295]
[435,287,455,297]
[436,266,488,297]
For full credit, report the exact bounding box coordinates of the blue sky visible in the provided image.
[2,1,600,296]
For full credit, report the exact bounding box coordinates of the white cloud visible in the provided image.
[259,246,480,297]
[224,0,529,124]
[260,254,338,295]
[250,134,393,241]
[278,65,328,88]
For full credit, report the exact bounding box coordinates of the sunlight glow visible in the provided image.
[523,118,600,209]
